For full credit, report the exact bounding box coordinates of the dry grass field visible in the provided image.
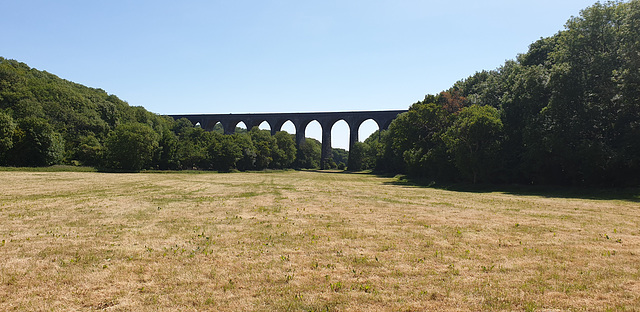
[0,170,639,311]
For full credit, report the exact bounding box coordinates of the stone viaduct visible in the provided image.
[168,110,407,169]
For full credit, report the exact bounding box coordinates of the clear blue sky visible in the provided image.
[2,0,599,149]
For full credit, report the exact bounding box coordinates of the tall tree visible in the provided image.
[104,123,159,171]
[232,133,257,171]
[9,117,65,167]
[0,111,16,165]
[443,105,503,183]
[384,102,454,180]
[539,0,640,184]
[209,133,242,171]
[249,127,276,170]
[272,131,297,169]
[295,138,321,169]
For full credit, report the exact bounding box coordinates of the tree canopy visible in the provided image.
[0,57,309,172]
[361,0,640,186]
[1,1,638,185]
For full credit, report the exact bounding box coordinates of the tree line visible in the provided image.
[1,1,639,186]
[0,57,342,171]
[354,0,640,186]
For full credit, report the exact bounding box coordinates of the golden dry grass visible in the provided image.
[0,170,639,311]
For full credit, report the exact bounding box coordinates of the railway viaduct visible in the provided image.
[168,110,407,169]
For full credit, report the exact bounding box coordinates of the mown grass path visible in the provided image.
[1,171,639,311]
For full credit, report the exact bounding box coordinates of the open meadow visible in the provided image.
[0,170,639,311]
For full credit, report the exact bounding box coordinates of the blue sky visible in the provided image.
[2,0,599,149]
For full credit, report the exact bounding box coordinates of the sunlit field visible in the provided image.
[1,170,639,311]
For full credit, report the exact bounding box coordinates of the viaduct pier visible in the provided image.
[168,110,407,169]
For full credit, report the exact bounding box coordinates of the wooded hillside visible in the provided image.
[1,1,639,186]
[0,58,325,171]
[363,0,640,186]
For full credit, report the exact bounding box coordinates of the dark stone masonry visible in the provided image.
[169,110,406,169]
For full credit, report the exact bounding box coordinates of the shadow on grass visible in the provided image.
[303,169,394,176]
[382,175,640,203]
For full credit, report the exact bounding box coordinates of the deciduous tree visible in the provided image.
[104,123,159,171]
[443,105,503,183]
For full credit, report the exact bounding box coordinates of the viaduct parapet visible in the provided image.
[168,110,407,169]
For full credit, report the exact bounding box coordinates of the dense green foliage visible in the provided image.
[11,117,65,167]
[356,0,640,185]
[104,123,159,171]
[0,57,307,171]
[1,1,638,186]
[295,138,322,169]
[0,111,17,163]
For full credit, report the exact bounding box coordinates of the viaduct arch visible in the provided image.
[168,110,407,169]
